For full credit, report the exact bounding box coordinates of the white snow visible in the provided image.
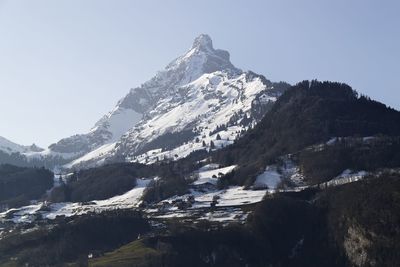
[158,186,268,210]
[0,178,152,223]
[94,178,150,208]
[326,137,338,146]
[45,178,151,220]
[198,164,220,171]
[204,208,248,223]
[192,186,267,207]
[0,136,42,155]
[253,159,305,190]
[0,136,26,154]
[2,204,43,224]
[0,36,283,227]
[325,169,368,187]
[2,36,278,171]
[64,142,117,168]
[91,107,143,142]
[193,165,236,185]
[119,71,268,166]
[24,148,82,161]
[254,166,282,190]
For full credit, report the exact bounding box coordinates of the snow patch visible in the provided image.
[254,166,282,190]
[193,165,236,185]
[0,178,152,223]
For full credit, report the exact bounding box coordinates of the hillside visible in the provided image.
[0,164,53,210]
[1,81,400,266]
[214,80,400,186]
[2,172,396,267]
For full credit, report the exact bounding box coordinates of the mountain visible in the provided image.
[0,35,289,170]
[0,136,71,169]
[0,136,43,155]
[42,34,289,169]
[0,136,51,167]
[1,81,400,267]
[62,83,400,267]
[214,80,400,186]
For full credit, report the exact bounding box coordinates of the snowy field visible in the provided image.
[0,164,267,224]
[0,161,376,225]
[193,164,237,185]
[0,179,151,224]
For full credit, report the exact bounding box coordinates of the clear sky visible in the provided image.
[0,0,399,147]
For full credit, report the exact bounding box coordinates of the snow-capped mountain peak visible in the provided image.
[13,34,288,169]
[191,34,213,51]
[163,34,240,83]
[48,35,238,157]
[116,34,240,121]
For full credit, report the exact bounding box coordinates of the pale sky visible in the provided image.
[0,0,399,147]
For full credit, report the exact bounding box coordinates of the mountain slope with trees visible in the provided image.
[1,80,400,267]
[215,80,400,186]
[0,164,53,209]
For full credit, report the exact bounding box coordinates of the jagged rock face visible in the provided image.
[49,34,239,157]
[115,71,274,161]
[25,34,289,169]
[118,34,240,114]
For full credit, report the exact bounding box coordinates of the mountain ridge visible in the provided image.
[0,136,43,155]
[33,34,289,171]
[8,34,288,170]
[1,80,400,267]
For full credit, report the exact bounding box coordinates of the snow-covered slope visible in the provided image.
[0,178,152,223]
[77,71,273,167]
[45,35,237,160]
[0,136,43,155]
[13,34,286,169]
[46,107,143,157]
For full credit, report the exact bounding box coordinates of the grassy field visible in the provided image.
[89,240,163,267]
